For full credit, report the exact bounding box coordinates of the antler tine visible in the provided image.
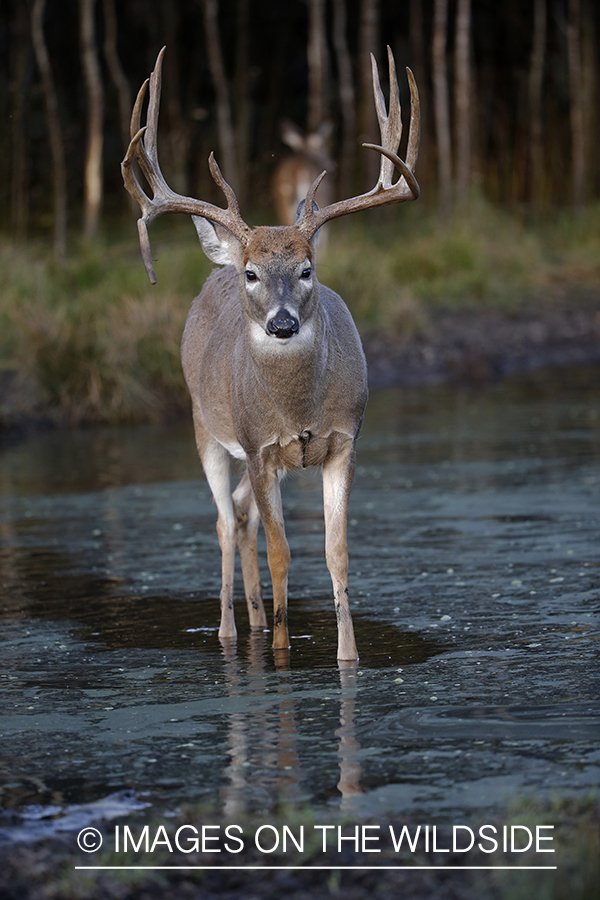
[122,126,148,209]
[144,46,165,160]
[133,47,171,197]
[405,67,420,173]
[122,48,251,284]
[371,46,401,187]
[208,153,245,219]
[121,125,160,283]
[121,125,159,282]
[130,77,149,141]
[303,170,328,216]
[296,47,420,241]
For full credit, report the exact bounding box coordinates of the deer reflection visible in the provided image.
[219,633,301,815]
[336,661,363,805]
[219,634,362,814]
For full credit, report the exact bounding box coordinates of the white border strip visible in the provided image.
[75,865,558,871]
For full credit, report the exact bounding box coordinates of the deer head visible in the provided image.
[122,45,419,283]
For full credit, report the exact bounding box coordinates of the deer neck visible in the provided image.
[243,299,329,424]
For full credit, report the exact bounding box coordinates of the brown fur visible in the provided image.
[181,222,367,660]
[243,226,313,266]
[122,46,420,661]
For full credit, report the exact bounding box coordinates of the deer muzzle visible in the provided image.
[266,309,300,339]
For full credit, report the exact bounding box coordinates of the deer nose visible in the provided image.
[266,309,300,339]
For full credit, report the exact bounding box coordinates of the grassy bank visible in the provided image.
[0,795,597,900]
[2,199,600,427]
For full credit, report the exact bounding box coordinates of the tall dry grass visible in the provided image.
[0,229,213,425]
[2,199,600,425]
[323,196,600,331]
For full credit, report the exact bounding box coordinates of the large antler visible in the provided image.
[121,47,250,284]
[296,46,420,240]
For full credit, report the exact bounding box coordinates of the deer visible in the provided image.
[272,120,335,227]
[121,46,419,660]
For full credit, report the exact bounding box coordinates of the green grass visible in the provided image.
[0,795,597,899]
[2,199,600,426]
[484,794,600,900]
[323,196,600,327]
[0,226,213,425]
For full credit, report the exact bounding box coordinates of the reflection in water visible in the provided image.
[220,636,362,814]
[221,635,302,813]
[2,365,599,500]
[1,365,599,826]
[0,422,199,497]
[336,662,363,805]
[362,363,600,467]
[0,532,442,664]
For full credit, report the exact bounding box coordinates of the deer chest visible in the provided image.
[273,430,333,470]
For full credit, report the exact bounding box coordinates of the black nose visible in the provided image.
[266,309,300,339]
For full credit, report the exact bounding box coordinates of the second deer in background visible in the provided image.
[272,120,335,228]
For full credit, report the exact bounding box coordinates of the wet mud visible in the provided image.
[364,303,600,388]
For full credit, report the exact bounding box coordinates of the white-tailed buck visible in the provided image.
[122,46,419,660]
[272,120,335,226]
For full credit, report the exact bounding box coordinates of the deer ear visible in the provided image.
[192,215,237,266]
[280,120,305,152]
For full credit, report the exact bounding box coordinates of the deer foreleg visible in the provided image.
[323,444,358,661]
[247,458,291,651]
[233,471,267,630]
[198,436,237,641]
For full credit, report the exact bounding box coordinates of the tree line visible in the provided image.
[1,0,599,260]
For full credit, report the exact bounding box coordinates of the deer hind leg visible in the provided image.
[193,413,237,641]
[323,443,359,661]
[232,470,267,630]
[247,457,291,651]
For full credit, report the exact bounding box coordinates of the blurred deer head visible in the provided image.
[272,120,336,226]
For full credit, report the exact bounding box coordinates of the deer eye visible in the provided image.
[300,268,312,280]
[245,270,257,282]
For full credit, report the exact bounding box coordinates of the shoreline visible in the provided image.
[363,303,600,389]
[2,302,600,439]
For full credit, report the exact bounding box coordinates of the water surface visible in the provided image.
[1,365,599,838]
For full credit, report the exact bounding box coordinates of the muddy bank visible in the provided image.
[364,303,600,388]
[1,301,600,437]
[1,802,598,900]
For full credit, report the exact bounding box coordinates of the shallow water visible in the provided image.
[1,365,599,839]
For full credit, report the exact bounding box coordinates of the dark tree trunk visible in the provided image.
[358,0,380,189]
[262,2,289,164]
[580,1,597,202]
[332,0,356,198]
[454,0,471,200]
[409,0,425,98]
[203,0,239,195]
[162,2,191,195]
[567,0,585,209]
[31,0,67,260]
[79,0,104,239]
[10,4,30,240]
[102,0,131,156]
[307,0,329,134]
[234,0,252,208]
[528,0,546,208]
[432,0,452,214]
